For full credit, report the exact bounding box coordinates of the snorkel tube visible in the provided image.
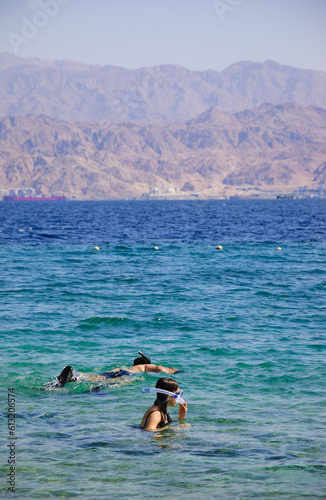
[138,351,151,364]
[141,387,185,405]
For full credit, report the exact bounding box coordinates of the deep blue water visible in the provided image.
[1,199,326,499]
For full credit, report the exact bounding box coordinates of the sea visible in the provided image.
[0,199,325,500]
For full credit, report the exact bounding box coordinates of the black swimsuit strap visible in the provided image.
[144,409,172,428]
[144,409,162,428]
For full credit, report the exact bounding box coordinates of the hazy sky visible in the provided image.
[0,0,325,72]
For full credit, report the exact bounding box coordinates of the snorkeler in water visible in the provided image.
[44,352,182,388]
[140,377,188,431]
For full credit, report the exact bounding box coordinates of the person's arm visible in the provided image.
[144,364,180,374]
[178,401,187,420]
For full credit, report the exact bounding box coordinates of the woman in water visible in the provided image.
[141,377,188,431]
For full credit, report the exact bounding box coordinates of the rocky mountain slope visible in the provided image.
[1,54,326,123]
[1,103,325,199]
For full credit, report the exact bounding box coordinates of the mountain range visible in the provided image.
[0,54,326,199]
[1,103,325,199]
[1,54,326,123]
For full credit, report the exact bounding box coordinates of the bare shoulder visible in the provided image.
[144,364,162,373]
[141,406,162,430]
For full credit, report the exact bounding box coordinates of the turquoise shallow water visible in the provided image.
[1,200,326,499]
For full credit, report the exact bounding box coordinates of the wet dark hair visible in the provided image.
[154,377,179,425]
[133,356,151,366]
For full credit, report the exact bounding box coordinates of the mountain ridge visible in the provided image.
[1,102,325,199]
[1,54,326,123]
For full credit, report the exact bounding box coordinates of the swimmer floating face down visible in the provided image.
[44,352,181,388]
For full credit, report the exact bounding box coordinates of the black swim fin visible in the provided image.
[57,365,75,386]
[44,365,77,388]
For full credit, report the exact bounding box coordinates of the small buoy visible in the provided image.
[94,246,100,251]
[276,247,282,251]
[154,246,159,250]
[216,245,223,250]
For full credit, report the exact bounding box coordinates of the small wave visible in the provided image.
[81,441,114,449]
[115,277,140,283]
[114,245,131,250]
[263,464,309,472]
[192,448,240,457]
[216,417,247,425]
[314,282,326,290]
[257,361,277,369]
[198,346,239,357]
[38,233,62,239]
[265,455,294,461]
[81,316,129,325]
[265,374,300,384]
[121,449,158,456]
[307,344,326,351]
[38,412,58,420]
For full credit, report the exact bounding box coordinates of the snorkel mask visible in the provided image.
[141,387,185,405]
